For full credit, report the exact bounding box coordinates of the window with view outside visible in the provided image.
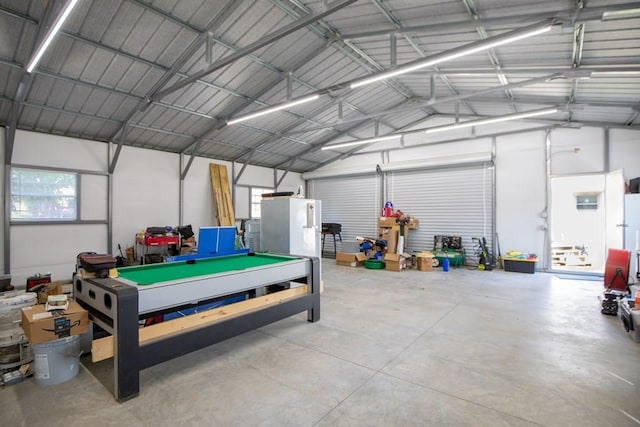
[251,188,273,218]
[11,168,78,221]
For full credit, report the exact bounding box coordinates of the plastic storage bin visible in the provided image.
[503,258,537,274]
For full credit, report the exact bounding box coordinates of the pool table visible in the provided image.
[74,252,320,401]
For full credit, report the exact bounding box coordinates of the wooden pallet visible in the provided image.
[552,246,591,266]
[209,163,235,226]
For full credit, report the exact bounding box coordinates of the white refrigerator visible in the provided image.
[624,193,640,282]
[260,197,321,258]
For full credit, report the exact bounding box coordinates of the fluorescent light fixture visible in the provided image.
[425,108,558,134]
[26,0,80,73]
[602,8,640,20]
[350,22,552,89]
[321,134,401,150]
[591,70,640,76]
[226,94,320,125]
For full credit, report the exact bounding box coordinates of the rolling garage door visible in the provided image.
[388,164,494,265]
[308,174,380,257]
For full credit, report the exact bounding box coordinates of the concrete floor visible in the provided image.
[3,262,640,426]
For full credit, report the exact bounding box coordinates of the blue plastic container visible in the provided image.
[442,257,450,272]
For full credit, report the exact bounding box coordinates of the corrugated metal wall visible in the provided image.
[388,164,494,265]
[308,174,380,257]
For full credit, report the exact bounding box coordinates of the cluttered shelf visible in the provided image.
[135,227,181,264]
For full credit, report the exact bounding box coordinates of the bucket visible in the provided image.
[32,335,80,386]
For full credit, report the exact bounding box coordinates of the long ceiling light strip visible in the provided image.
[425,108,559,134]
[321,134,401,150]
[226,94,320,125]
[350,21,553,89]
[26,0,80,73]
[602,8,640,20]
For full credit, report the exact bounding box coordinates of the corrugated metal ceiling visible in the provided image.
[1,0,639,173]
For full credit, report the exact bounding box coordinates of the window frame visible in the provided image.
[9,164,109,226]
[250,187,273,219]
[576,193,599,210]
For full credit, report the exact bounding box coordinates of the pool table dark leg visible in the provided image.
[114,287,140,402]
[308,256,320,323]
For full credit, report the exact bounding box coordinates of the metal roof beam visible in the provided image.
[340,2,640,40]
[568,0,586,122]
[5,0,64,164]
[107,0,245,173]
[281,73,563,136]
[323,125,562,161]
[370,0,476,116]
[272,99,412,170]
[461,0,515,108]
[153,0,359,101]
[178,42,337,164]
[308,115,435,171]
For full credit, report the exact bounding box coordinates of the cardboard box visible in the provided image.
[384,253,407,272]
[336,252,367,267]
[378,217,398,228]
[29,281,63,305]
[377,217,419,229]
[416,254,433,271]
[378,227,398,254]
[21,300,89,345]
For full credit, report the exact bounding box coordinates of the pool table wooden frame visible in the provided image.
[74,254,320,402]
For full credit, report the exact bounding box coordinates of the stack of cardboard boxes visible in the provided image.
[379,217,418,272]
[335,215,434,273]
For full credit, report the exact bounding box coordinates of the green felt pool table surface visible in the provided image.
[117,253,298,286]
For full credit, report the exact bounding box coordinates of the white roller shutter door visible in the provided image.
[388,164,494,265]
[308,174,380,256]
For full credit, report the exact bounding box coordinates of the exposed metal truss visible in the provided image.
[0,0,639,175]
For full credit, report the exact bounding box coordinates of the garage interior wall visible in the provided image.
[2,128,303,285]
[310,126,640,268]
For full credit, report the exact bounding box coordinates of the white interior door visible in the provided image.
[605,169,624,252]
[549,174,605,273]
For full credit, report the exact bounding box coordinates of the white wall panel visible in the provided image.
[80,174,108,221]
[495,131,547,263]
[234,186,250,220]
[389,139,493,162]
[276,170,304,194]
[307,152,382,178]
[550,127,605,175]
[11,224,107,283]
[610,128,640,183]
[13,129,108,171]
[111,146,179,253]
[234,163,273,186]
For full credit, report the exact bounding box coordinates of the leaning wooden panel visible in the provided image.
[209,163,235,226]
